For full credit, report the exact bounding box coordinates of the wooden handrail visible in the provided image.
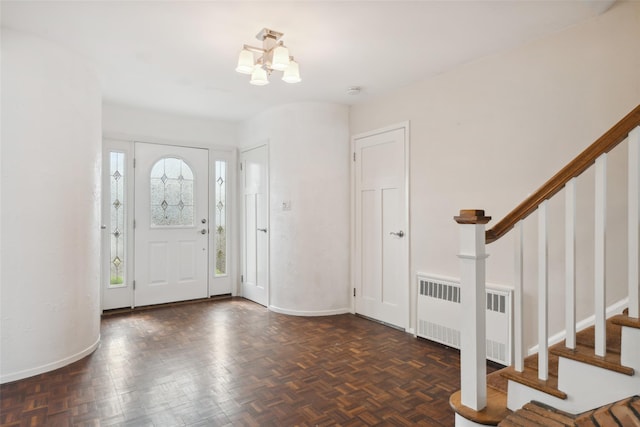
[486,104,640,244]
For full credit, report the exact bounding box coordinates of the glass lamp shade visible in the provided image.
[235,49,254,74]
[282,59,301,83]
[271,44,290,71]
[249,66,269,86]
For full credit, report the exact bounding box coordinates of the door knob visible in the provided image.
[257,228,267,233]
[201,229,208,235]
[390,230,405,238]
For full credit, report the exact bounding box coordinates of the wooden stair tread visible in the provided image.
[574,395,640,427]
[611,313,640,329]
[499,401,574,426]
[500,396,640,426]
[550,343,634,376]
[500,366,567,399]
[450,387,512,425]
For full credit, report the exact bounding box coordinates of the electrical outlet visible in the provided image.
[282,200,291,211]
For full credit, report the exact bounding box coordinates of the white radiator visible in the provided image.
[416,274,512,366]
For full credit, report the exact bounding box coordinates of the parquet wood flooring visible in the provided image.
[1,298,489,426]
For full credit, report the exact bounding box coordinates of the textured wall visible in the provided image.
[239,102,351,315]
[1,29,102,382]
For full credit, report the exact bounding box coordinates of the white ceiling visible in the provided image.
[1,0,615,122]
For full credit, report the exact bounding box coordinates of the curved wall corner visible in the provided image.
[239,102,351,315]
[1,29,102,383]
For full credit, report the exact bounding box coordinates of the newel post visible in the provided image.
[454,209,491,411]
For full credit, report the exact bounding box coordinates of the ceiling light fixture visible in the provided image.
[236,28,301,85]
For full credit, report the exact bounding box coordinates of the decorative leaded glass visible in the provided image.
[215,160,227,276]
[110,151,126,287]
[150,157,194,226]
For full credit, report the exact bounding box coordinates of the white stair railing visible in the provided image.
[453,106,640,417]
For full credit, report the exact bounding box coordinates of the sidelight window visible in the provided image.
[109,151,126,287]
[215,160,227,276]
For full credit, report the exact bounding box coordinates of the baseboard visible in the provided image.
[0,335,100,384]
[268,305,350,317]
[527,297,628,356]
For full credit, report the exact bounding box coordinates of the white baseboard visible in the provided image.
[0,335,100,384]
[527,297,628,356]
[268,305,351,317]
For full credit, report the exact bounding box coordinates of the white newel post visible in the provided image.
[455,209,491,411]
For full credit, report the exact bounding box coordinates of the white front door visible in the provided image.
[134,142,209,306]
[354,125,409,329]
[241,144,269,306]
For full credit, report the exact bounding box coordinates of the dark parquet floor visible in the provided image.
[1,298,495,426]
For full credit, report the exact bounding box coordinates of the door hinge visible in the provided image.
[133,158,136,168]
[240,162,243,171]
[133,219,136,229]
[353,152,356,162]
[133,280,136,290]
[353,288,356,297]
[241,274,244,283]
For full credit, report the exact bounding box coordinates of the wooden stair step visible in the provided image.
[550,343,634,376]
[500,366,567,400]
[520,401,576,425]
[500,397,640,426]
[498,401,574,426]
[574,396,640,427]
[449,386,511,425]
[610,399,640,426]
[611,313,640,329]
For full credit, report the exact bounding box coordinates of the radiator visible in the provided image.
[416,274,512,366]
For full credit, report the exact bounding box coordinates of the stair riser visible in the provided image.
[455,413,493,427]
[507,380,567,414]
[622,326,640,370]
[557,357,639,414]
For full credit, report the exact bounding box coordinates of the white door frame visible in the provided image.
[350,122,411,332]
[101,137,237,311]
[240,142,270,307]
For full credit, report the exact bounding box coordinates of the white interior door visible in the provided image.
[134,142,209,306]
[241,145,269,306]
[354,126,408,329]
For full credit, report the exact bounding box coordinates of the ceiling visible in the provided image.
[1,0,615,122]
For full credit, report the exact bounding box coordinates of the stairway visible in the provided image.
[450,312,640,425]
[449,107,640,426]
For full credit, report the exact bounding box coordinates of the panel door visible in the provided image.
[134,142,209,306]
[241,145,269,306]
[354,127,408,328]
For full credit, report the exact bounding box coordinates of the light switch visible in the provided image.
[282,200,291,211]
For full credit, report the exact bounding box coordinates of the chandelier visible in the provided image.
[235,28,301,85]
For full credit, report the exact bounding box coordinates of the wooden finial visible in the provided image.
[454,209,492,224]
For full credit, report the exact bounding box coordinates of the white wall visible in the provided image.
[239,102,351,315]
[1,29,102,382]
[350,1,640,350]
[103,102,237,148]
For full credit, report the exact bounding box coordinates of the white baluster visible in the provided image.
[629,127,640,319]
[514,220,524,371]
[538,200,549,380]
[595,154,607,357]
[455,210,490,411]
[565,178,577,349]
